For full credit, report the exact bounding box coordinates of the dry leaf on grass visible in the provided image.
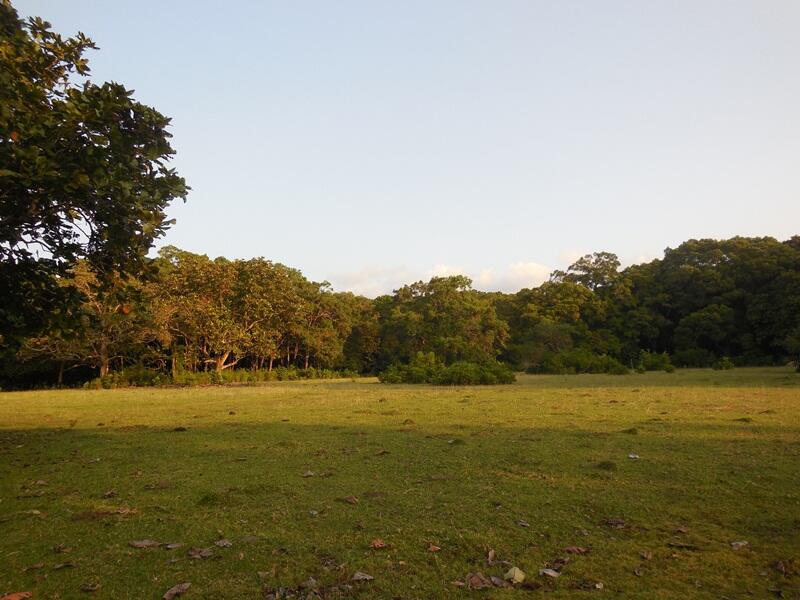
[490,575,510,588]
[505,567,526,583]
[0,594,33,600]
[604,518,627,529]
[214,539,232,548]
[163,543,184,550]
[162,582,190,599]
[343,496,359,505]
[427,544,441,553]
[187,547,213,559]
[369,539,388,549]
[564,546,589,555]
[352,571,374,581]
[465,572,493,589]
[539,568,560,578]
[730,540,749,550]
[130,539,161,548]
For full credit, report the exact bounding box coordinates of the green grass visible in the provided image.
[1,368,798,599]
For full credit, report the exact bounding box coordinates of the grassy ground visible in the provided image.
[1,368,798,599]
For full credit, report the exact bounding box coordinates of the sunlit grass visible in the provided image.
[1,368,798,598]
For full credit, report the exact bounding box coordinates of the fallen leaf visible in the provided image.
[214,539,232,548]
[22,563,44,572]
[343,496,359,505]
[187,547,213,559]
[628,453,640,459]
[302,471,315,478]
[451,581,465,588]
[163,543,184,550]
[369,539,388,549]
[517,520,530,528]
[487,549,496,564]
[427,544,441,553]
[675,526,689,534]
[539,568,560,578]
[465,572,493,590]
[640,550,653,560]
[490,575,510,588]
[374,449,389,456]
[668,542,698,550]
[162,582,191,599]
[102,490,118,498]
[352,571,374,581]
[505,567,526,584]
[130,539,161,548]
[0,594,33,600]
[730,541,749,550]
[80,582,101,593]
[564,546,589,555]
[604,518,627,529]
[54,562,76,569]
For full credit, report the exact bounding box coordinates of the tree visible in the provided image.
[0,2,187,350]
[551,252,621,291]
[377,276,508,367]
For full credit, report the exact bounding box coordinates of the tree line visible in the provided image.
[2,4,798,388]
[2,235,798,388]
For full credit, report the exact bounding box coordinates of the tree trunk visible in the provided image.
[57,361,64,386]
[99,340,109,377]
[304,352,309,370]
[215,351,230,372]
[268,356,273,371]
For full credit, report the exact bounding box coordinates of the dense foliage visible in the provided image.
[1,236,798,388]
[0,3,187,351]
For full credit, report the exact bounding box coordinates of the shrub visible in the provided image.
[636,350,673,372]
[712,356,735,370]
[525,349,628,375]
[378,352,515,385]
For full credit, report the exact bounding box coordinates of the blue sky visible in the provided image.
[17,1,800,295]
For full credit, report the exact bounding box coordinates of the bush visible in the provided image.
[712,356,735,370]
[84,366,360,388]
[525,349,628,375]
[378,352,515,385]
[636,350,673,372]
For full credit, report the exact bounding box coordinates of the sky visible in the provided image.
[16,1,800,296]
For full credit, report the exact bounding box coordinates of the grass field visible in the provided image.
[1,368,799,599]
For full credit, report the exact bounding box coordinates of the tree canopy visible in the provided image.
[0,2,187,349]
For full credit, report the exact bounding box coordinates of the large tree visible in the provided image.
[0,2,187,349]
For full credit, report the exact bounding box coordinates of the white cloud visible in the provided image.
[473,261,551,292]
[329,265,413,297]
[330,261,551,297]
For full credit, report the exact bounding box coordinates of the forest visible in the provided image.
[2,236,799,389]
[1,4,798,388]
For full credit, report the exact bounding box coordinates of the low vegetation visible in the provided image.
[1,368,798,598]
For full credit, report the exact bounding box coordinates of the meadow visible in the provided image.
[1,368,798,599]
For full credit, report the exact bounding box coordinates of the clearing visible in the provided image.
[1,368,798,598]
